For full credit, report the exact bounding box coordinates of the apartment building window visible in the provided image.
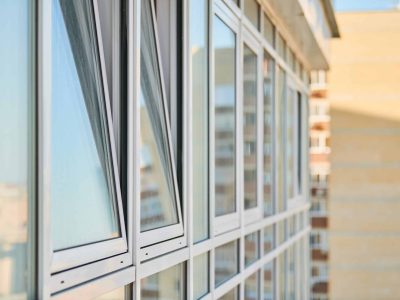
[264,225,274,254]
[219,286,239,300]
[245,271,260,300]
[213,12,239,234]
[244,0,260,30]
[276,67,286,212]
[263,51,274,216]
[190,0,209,243]
[263,261,275,300]
[139,0,183,246]
[0,1,35,299]
[245,231,260,267]
[215,240,239,286]
[50,0,130,284]
[262,13,275,47]
[141,263,184,299]
[193,253,210,299]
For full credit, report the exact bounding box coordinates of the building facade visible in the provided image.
[328,10,400,300]
[0,0,338,299]
[309,70,330,300]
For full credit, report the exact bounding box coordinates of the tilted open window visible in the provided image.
[139,0,184,248]
[50,0,130,292]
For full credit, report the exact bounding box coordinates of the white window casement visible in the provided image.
[43,0,132,294]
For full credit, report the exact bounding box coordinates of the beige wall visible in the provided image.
[329,11,400,300]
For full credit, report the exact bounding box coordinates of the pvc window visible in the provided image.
[263,261,274,300]
[243,30,263,223]
[140,263,184,300]
[263,225,274,255]
[215,240,239,287]
[244,271,260,300]
[244,0,260,30]
[244,231,260,267]
[49,0,130,291]
[262,13,275,47]
[193,253,210,299]
[139,0,184,247]
[212,7,240,235]
[263,51,274,216]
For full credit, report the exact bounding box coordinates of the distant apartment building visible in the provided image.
[329,10,400,299]
[309,70,330,300]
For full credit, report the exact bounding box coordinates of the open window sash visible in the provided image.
[139,0,184,248]
[49,0,129,282]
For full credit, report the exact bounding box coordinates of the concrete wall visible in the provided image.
[329,11,400,300]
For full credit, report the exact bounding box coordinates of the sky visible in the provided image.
[334,0,399,11]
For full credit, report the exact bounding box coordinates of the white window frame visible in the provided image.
[39,0,133,294]
[134,0,185,262]
[242,27,263,225]
[212,2,241,236]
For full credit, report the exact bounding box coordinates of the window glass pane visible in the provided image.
[95,286,126,300]
[215,240,239,286]
[276,68,286,212]
[213,16,236,217]
[276,34,286,60]
[245,272,259,300]
[52,0,121,250]
[263,225,274,254]
[288,215,296,237]
[243,44,258,210]
[278,252,286,299]
[263,261,274,300]
[263,51,274,216]
[245,231,259,267]
[193,253,209,299]
[286,88,295,200]
[244,0,260,29]
[297,93,303,194]
[277,220,286,246]
[191,0,209,243]
[218,287,239,300]
[141,263,183,300]
[287,246,295,300]
[140,0,179,232]
[263,14,274,46]
[0,1,34,298]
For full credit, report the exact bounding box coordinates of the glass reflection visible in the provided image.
[278,252,287,300]
[213,16,236,217]
[244,0,260,29]
[95,286,126,300]
[215,240,239,286]
[245,232,259,267]
[141,263,183,300]
[218,287,239,300]
[244,272,259,300]
[193,253,209,299]
[191,0,209,242]
[243,44,258,210]
[140,0,179,232]
[51,0,120,250]
[263,225,274,254]
[263,261,274,300]
[286,88,295,200]
[276,67,286,212]
[287,246,296,300]
[263,51,274,216]
[0,1,33,298]
[263,14,275,47]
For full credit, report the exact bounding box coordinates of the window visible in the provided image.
[278,252,287,299]
[286,88,296,200]
[94,286,126,300]
[263,14,275,46]
[275,67,286,212]
[263,261,274,300]
[287,246,296,300]
[276,34,286,60]
[245,231,260,267]
[245,271,260,300]
[193,253,209,299]
[263,226,274,254]
[244,0,260,29]
[141,263,184,300]
[243,42,259,218]
[190,0,209,243]
[50,0,129,279]
[215,240,239,286]
[213,13,239,234]
[218,287,239,300]
[139,0,183,246]
[0,1,35,299]
[263,51,274,216]
[277,220,286,246]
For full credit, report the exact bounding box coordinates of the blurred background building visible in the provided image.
[309,70,330,300]
[327,3,400,299]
